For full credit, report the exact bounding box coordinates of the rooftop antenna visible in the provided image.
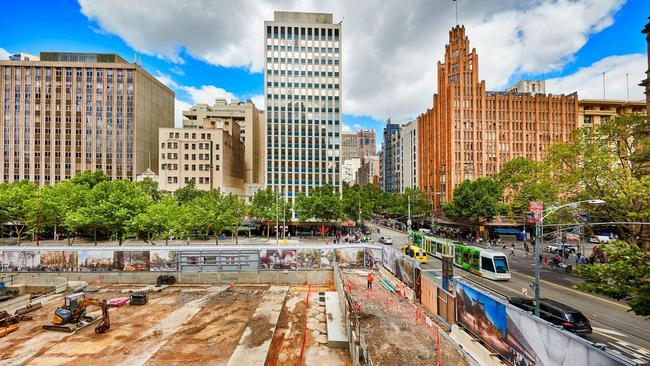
[148,152,151,170]
[453,0,459,25]
[338,16,344,24]
[626,73,629,101]
[133,53,136,63]
[602,72,606,99]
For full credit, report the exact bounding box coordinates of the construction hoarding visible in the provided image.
[2,251,40,271]
[381,247,418,289]
[114,251,151,271]
[456,279,632,366]
[150,250,178,271]
[38,251,78,272]
[78,250,114,272]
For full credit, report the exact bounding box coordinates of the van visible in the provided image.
[401,245,428,263]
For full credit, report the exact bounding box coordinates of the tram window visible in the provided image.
[455,248,462,263]
[493,256,509,273]
[463,250,470,263]
[481,256,495,272]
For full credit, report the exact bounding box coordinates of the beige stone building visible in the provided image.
[578,99,646,128]
[158,99,264,200]
[341,132,359,161]
[358,155,380,187]
[0,52,174,184]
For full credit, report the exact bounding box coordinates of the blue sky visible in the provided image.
[2,0,648,152]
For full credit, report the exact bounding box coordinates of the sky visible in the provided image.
[1,0,648,152]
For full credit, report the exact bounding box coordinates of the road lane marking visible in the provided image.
[513,272,630,310]
[593,327,628,338]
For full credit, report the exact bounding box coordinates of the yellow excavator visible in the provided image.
[43,292,111,334]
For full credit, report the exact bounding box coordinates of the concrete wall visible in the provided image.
[10,270,333,286]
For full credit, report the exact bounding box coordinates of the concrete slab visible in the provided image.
[0,294,30,313]
[324,291,349,348]
[226,286,288,366]
[450,324,503,366]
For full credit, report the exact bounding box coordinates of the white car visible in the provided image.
[545,243,577,254]
[589,235,612,244]
[379,236,393,245]
[418,228,431,234]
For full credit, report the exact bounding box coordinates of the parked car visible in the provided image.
[508,297,592,335]
[418,228,431,235]
[545,243,577,254]
[590,235,612,244]
[379,236,393,245]
[362,228,372,235]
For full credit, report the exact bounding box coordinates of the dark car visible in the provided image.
[508,297,592,335]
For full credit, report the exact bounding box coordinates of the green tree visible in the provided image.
[443,178,503,229]
[576,240,650,317]
[393,188,431,216]
[131,195,180,244]
[70,170,108,188]
[223,194,248,244]
[296,185,342,237]
[136,177,162,202]
[497,158,558,218]
[250,188,290,238]
[0,181,37,244]
[546,114,650,243]
[87,180,152,244]
[174,179,204,204]
[25,186,58,244]
[193,189,230,244]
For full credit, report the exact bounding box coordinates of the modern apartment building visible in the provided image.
[578,99,646,128]
[264,11,342,211]
[182,99,265,198]
[0,52,174,184]
[381,119,401,193]
[418,26,578,208]
[400,120,418,192]
[341,132,358,161]
[158,118,245,197]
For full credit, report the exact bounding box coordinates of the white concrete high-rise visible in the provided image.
[264,11,342,212]
[400,120,418,192]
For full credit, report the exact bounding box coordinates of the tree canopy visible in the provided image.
[443,178,503,225]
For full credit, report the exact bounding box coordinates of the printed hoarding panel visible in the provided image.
[506,306,623,366]
[39,251,78,272]
[335,248,365,266]
[78,250,114,272]
[259,250,297,270]
[296,249,333,269]
[382,247,398,274]
[2,251,40,271]
[150,250,178,271]
[114,251,151,271]
[456,281,510,357]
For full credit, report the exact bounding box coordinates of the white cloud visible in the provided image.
[546,54,646,101]
[0,47,11,60]
[79,0,625,120]
[169,66,184,76]
[183,85,237,105]
[174,98,192,127]
[250,94,265,109]
[342,124,352,133]
[353,123,362,129]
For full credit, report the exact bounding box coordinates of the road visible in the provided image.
[367,222,650,365]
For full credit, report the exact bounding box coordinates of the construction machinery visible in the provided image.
[43,292,111,334]
[129,291,148,305]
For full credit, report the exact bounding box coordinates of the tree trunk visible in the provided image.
[321,223,325,238]
[267,223,271,238]
[235,224,240,244]
[93,228,97,245]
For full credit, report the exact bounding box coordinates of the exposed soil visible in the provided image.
[244,314,274,348]
[343,270,469,366]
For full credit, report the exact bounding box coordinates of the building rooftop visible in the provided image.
[579,99,646,106]
[38,52,128,63]
[273,11,333,24]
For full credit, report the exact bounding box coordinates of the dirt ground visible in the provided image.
[343,270,470,366]
[0,284,355,366]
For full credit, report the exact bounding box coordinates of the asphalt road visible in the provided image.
[366,222,650,365]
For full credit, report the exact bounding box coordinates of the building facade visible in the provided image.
[341,158,361,185]
[159,119,245,196]
[358,155,380,187]
[400,119,418,192]
[418,26,578,208]
[341,132,359,161]
[356,128,376,157]
[641,17,650,112]
[381,118,401,193]
[264,11,342,211]
[506,80,545,96]
[578,99,646,128]
[182,99,265,199]
[0,52,174,184]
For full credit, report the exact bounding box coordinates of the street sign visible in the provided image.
[530,201,543,213]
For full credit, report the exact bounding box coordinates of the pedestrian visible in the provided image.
[367,272,374,289]
[509,244,515,257]
[524,243,530,256]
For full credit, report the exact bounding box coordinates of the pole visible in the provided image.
[282,193,286,240]
[276,190,279,246]
[602,72,606,99]
[534,211,541,317]
[626,73,630,101]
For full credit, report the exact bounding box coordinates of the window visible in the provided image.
[481,256,495,272]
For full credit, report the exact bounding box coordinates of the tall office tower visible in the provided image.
[381,118,401,193]
[340,132,359,161]
[356,128,376,157]
[400,120,418,192]
[264,11,342,213]
[0,52,174,184]
[418,26,578,209]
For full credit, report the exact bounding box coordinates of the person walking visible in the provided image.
[509,243,516,257]
[367,272,374,289]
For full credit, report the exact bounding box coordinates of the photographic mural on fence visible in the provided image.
[382,247,398,274]
[78,250,114,272]
[295,249,333,269]
[335,248,366,266]
[2,251,40,271]
[456,281,510,356]
[114,251,151,271]
[150,250,177,271]
[259,250,297,270]
[506,306,621,366]
[39,251,78,272]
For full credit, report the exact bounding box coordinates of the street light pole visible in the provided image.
[533,199,605,317]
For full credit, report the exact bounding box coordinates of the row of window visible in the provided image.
[266,26,340,40]
[266,70,339,78]
[166,131,213,140]
[266,82,339,90]
[266,45,339,53]
[266,57,340,66]
[161,142,216,150]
